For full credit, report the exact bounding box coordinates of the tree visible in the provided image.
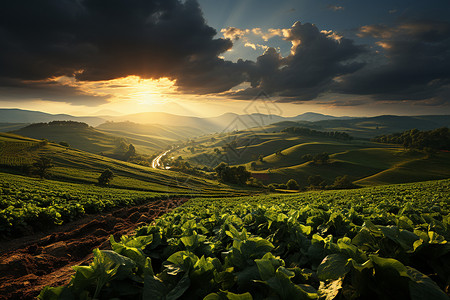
[125,143,136,160]
[214,163,251,185]
[313,152,329,164]
[329,175,357,189]
[33,157,53,179]
[301,154,313,162]
[98,169,114,186]
[286,179,299,190]
[59,141,70,148]
[308,175,326,189]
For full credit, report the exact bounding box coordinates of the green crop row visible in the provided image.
[0,173,166,237]
[39,179,450,299]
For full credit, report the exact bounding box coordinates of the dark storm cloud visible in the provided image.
[0,78,110,106]
[336,20,450,104]
[0,0,233,102]
[1,1,449,106]
[227,22,366,100]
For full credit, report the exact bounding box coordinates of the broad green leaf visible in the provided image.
[166,272,191,300]
[143,275,167,300]
[265,266,318,299]
[406,267,449,300]
[317,254,351,281]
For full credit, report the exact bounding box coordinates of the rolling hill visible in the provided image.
[168,123,450,188]
[12,121,175,155]
[0,108,105,126]
[0,132,247,196]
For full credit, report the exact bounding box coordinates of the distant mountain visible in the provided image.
[0,109,106,126]
[97,121,205,141]
[276,115,450,138]
[288,112,353,122]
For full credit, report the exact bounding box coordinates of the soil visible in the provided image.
[0,198,187,300]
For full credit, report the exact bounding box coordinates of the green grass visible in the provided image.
[171,127,450,187]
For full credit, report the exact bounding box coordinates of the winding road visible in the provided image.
[151,149,171,169]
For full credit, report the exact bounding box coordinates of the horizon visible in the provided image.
[1,107,450,120]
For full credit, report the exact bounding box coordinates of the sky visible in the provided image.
[0,0,449,117]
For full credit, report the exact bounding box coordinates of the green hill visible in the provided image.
[13,121,172,155]
[168,125,450,188]
[0,132,247,196]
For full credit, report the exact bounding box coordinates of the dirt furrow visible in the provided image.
[0,198,187,300]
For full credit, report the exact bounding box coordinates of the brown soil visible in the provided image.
[0,198,187,300]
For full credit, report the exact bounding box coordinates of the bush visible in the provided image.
[286,179,300,190]
[33,157,53,179]
[214,163,251,185]
[59,141,70,148]
[98,169,114,186]
[308,175,326,189]
[328,175,358,190]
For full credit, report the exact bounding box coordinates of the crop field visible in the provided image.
[39,179,450,299]
[0,170,246,238]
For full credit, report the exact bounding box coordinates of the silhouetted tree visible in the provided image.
[286,179,299,190]
[98,169,114,186]
[33,157,53,179]
[59,141,70,148]
[328,175,357,189]
[214,163,251,185]
[313,152,329,164]
[125,143,136,160]
[308,175,326,189]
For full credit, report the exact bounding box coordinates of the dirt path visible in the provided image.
[0,198,187,300]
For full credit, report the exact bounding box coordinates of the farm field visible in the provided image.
[37,179,450,299]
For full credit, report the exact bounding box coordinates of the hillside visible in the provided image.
[13,121,173,155]
[2,109,449,139]
[293,115,450,139]
[0,109,105,126]
[0,132,246,196]
[96,121,204,142]
[168,124,450,188]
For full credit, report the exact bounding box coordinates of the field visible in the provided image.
[37,179,450,299]
[170,126,450,187]
[0,133,249,195]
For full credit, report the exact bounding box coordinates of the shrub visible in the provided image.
[98,169,114,186]
[286,179,300,190]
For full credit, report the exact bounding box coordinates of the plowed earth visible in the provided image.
[0,198,187,300]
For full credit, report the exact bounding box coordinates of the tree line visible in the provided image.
[281,127,353,140]
[23,121,90,129]
[373,127,450,151]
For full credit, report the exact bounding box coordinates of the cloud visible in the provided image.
[251,28,285,41]
[1,1,448,107]
[327,5,344,11]
[221,27,250,41]
[244,42,269,51]
[227,22,366,101]
[0,0,233,101]
[336,20,450,104]
[0,78,111,106]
